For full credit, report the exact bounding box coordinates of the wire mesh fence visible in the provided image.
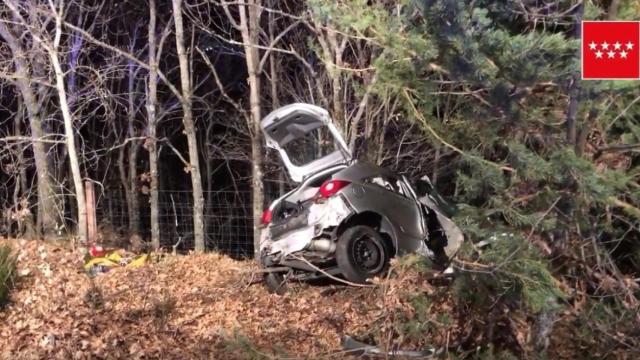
[96,189,271,259]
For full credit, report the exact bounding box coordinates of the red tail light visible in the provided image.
[261,208,272,225]
[317,179,351,199]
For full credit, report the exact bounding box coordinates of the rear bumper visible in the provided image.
[259,196,352,265]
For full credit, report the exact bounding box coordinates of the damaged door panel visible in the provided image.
[419,194,464,260]
[259,103,464,293]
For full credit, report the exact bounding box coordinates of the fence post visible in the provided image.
[85,180,97,244]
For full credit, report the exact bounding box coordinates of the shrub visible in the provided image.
[454,233,563,313]
[0,244,17,307]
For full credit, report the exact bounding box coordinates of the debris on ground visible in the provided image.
[0,238,464,359]
[84,246,151,276]
[341,335,440,358]
[1,238,626,359]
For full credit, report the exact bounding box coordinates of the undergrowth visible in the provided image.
[0,243,17,307]
[454,233,564,314]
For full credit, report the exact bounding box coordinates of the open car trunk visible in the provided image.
[261,103,352,183]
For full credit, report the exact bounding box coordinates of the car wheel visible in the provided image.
[264,271,287,295]
[336,225,390,284]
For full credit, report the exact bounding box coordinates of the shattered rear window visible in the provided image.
[282,126,340,166]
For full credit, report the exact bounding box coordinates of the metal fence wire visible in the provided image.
[96,189,272,259]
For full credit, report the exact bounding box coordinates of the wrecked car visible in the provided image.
[259,103,463,293]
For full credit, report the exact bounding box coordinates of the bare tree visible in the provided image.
[237,0,264,256]
[0,99,35,237]
[172,0,205,251]
[45,0,87,244]
[146,0,161,249]
[119,26,143,238]
[208,0,312,254]
[310,19,347,131]
[0,14,62,239]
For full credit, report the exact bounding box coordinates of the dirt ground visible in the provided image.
[0,238,459,359]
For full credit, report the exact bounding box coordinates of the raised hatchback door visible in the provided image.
[260,103,352,183]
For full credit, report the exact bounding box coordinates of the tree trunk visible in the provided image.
[0,22,62,239]
[268,1,279,110]
[128,145,141,234]
[118,146,132,226]
[239,0,264,257]
[172,0,205,252]
[205,119,215,240]
[608,0,621,20]
[313,24,346,132]
[12,99,28,237]
[268,3,282,198]
[147,0,160,249]
[49,14,87,244]
[565,3,583,147]
[127,60,141,236]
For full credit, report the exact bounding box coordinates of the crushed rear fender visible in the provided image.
[259,196,352,259]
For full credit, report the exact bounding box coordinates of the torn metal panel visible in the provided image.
[414,241,435,258]
[267,226,315,256]
[261,196,351,257]
[341,335,437,358]
[419,195,464,258]
[435,213,464,258]
[308,196,352,231]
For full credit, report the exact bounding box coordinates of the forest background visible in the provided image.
[0,0,639,357]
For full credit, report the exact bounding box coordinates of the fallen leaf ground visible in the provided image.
[0,239,457,359]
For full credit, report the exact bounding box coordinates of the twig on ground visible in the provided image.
[289,254,376,288]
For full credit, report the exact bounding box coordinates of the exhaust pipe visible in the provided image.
[306,239,336,253]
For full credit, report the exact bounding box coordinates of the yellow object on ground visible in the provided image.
[127,254,148,268]
[83,256,119,271]
[84,250,149,274]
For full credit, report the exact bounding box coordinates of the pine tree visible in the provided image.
[311,0,640,355]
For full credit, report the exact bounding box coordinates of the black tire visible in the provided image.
[336,225,391,284]
[264,271,287,295]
